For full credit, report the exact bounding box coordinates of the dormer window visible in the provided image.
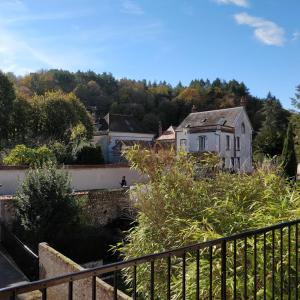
[241,123,245,134]
[218,117,227,126]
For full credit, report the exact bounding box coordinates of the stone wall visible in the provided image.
[81,188,135,227]
[39,243,132,300]
[0,189,135,230]
[0,196,15,232]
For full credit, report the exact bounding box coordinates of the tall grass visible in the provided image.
[116,148,300,299]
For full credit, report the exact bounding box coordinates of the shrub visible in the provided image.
[3,144,56,167]
[75,145,104,164]
[117,146,300,299]
[49,141,73,164]
[14,164,85,243]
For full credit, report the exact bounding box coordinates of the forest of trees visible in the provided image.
[1,69,300,164]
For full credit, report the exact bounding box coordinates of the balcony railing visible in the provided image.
[0,219,299,299]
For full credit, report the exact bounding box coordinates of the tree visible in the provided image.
[291,84,300,109]
[3,145,56,167]
[0,71,16,142]
[10,96,34,144]
[30,91,93,143]
[254,94,289,156]
[289,113,300,161]
[75,145,104,164]
[281,122,297,179]
[14,164,84,243]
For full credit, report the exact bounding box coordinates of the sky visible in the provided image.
[0,0,299,108]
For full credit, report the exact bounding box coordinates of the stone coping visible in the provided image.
[0,163,130,170]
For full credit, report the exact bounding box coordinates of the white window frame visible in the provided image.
[198,135,206,151]
[236,136,240,151]
[226,135,230,150]
[236,157,240,169]
[231,157,235,168]
[180,139,187,150]
[241,123,246,134]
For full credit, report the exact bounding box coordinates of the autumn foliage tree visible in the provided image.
[0,71,16,143]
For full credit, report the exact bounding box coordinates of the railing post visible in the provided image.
[221,240,226,300]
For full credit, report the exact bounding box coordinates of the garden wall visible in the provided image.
[39,243,132,300]
[0,189,135,230]
[0,164,146,195]
[0,196,14,228]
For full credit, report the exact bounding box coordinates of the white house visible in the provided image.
[175,106,253,172]
[93,113,155,163]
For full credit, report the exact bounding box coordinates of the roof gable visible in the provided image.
[157,126,176,141]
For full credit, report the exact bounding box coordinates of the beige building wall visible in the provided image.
[39,243,132,300]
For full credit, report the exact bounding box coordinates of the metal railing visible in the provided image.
[0,223,39,280]
[0,219,299,299]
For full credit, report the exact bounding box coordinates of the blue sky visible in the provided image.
[0,0,299,108]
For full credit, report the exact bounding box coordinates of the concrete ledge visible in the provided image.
[39,243,132,300]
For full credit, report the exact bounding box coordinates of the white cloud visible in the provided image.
[121,0,144,15]
[215,0,249,8]
[234,13,285,46]
[292,31,300,41]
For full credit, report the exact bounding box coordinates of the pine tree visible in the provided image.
[281,122,297,179]
[254,94,289,156]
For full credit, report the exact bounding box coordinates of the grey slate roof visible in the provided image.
[97,113,154,134]
[176,107,244,130]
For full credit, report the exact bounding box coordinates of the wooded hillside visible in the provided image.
[1,69,299,160]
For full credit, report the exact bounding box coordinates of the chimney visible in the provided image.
[240,96,247,107]
[158,121,163,137]
[191,105,197,113]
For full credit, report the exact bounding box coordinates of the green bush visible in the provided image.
[49,141,73,164]
[14,164,85,243]
[117,147,300,299]
[3,144,56,167]
[75,145,104,164]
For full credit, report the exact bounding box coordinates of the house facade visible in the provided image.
[93,113,155,163]
[176,106,253,172]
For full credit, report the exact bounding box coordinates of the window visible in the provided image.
[199,136,206,151]
[241,123,246,134]
[226,135,230,150]
[180,139,187,150]
[231,157,234,168]
[221,157,225,169]
[235,137,240,151]
[236,157,240,169]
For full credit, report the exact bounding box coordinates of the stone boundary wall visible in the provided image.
[0,196,15,229]
[0,164,147,195]
[39,243,132,300]
[81,189,135,226]
[0,189,135,230]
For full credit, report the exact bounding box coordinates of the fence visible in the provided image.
[0,219,299,299]
[0,223,39,280]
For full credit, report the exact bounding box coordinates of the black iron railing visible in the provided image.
[0,223,39,280]
[0,219,299,299]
